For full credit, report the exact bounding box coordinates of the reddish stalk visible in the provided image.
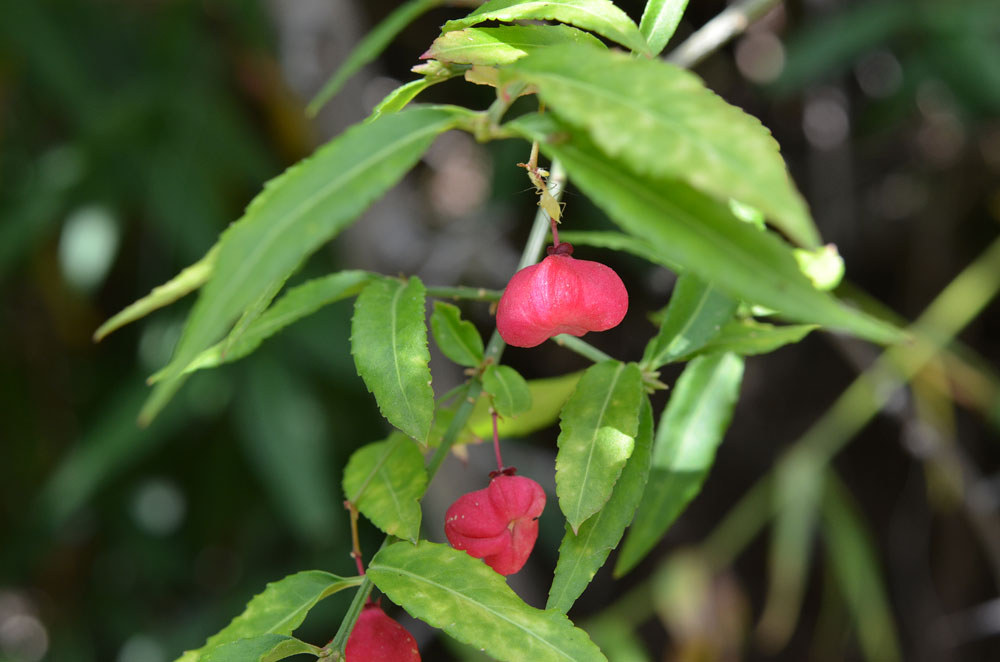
[492,409,504,473]
[344,501,366,577]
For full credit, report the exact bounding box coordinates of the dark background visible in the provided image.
[1,0,999,660]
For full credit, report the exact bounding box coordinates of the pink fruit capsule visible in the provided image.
[444,474,546,575]
[345,602,421,662]
[496,245,628,348]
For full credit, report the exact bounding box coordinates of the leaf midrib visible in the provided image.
[390,281,418,432]
[171,116,449,377]
[372,564,582,660]
[569,362,625,526]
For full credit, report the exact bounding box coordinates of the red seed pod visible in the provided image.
[496,247,628,348]
[444,474,546,575]
[345,602,420,662]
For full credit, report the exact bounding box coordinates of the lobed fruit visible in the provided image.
[444,474,546,575]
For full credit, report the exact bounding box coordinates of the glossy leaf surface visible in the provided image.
[368,541,607,662]
[343,433,428,543]
[641,272,737,370]
[616,353,744,576]
[352,276,435,444]
[640,0,690,56]
[556,360,643,533]
[443,0,648,55]
[510,45,819,248]
[548,396,653,612]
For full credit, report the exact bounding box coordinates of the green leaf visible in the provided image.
[443,0,648,55]
[556,360,643,533]
[639,0,689,56]
[201,635,320,662]
[342,433,428,543]
[306,0,441,116]
[557,230,680,272]
[482,364,533,418]
[468,371,582,441]
[509,45,820,249]
[641,272,737,371]
[548,396,653,613]
[675,319,817,361]
[352,276,435,443]
[431,301,484,368]
[822,475,902,662]
[509,114,903,345]
[368,541,608,662]
[150,271,374,382]
[428,372,583,448]
[93,244,217,341]
[174,570,361,662]
[426,25,604,66]
[141,107,465,425]
[366,76,450,123]
[615,353,744,576]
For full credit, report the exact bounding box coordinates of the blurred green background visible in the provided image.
[1,0,999,660]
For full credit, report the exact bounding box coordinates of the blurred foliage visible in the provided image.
[1,0,999,661]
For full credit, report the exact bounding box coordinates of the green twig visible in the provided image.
[330,158,565,656]
[551,334,614,363]
[425,285,503,302]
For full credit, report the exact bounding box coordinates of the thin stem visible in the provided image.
[551,334,613,363]
[491,410,504,472]
[550,215,560,248]
[425,285,502,302]
[345,501,366,577]
[666,0,784,69]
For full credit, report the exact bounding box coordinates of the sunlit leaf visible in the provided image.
[639,0,689,56]
[426,25,604,66]
[556,360,643,533]
[510,45,819,248]
[431,301,485,368]
[641,272,737,371]
[675,319,817,361]
[616,353,744,576]
[443,0,648,55]
[352,276,435,444]
[548,397,653,613]
[509,114,903,345]
[368,541,607,662]
[173,570,361,662]
[482,364,532,418]
[342,433,428,543]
